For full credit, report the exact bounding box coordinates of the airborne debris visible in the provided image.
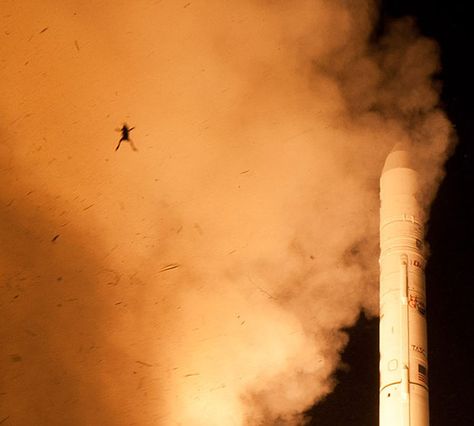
[51,234,60,242]
[159,263,181,273]
[10,354,22,362]
[209,384,227,392]
[136,360,153,367]
[247,275,277,300]
[184,373,200,377]
[74,40,80,51]
[115,123,137,151]
[39,27,48,33]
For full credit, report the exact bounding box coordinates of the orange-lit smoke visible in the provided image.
[0,1,452,425]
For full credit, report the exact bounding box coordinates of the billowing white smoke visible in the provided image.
[0,1,452,425]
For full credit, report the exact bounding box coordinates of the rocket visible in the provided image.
[379,146,429,425]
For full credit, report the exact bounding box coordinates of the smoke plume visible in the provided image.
[0,1,452,425]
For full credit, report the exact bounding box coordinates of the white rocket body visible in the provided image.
[379,148,429,426]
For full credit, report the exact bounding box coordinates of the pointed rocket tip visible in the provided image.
[382,143,414,174]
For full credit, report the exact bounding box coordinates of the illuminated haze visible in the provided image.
[0,1,452,425]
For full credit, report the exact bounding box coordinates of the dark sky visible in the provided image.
[307,1,474,425]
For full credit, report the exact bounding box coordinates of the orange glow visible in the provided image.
[0,1,452,425]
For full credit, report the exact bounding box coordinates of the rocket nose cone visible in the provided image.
[382,143,414,174]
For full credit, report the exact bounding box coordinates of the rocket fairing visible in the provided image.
[379,147,429,426]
